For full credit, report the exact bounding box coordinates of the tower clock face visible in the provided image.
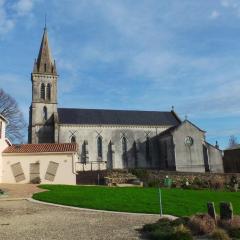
[185,136,193,146]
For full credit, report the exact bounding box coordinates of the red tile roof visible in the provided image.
[3,143,78,154]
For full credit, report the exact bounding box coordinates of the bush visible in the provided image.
[172,217,190,227]
[210,176,225,190]
[129,169,149,180]
[148,228,172,240]
[147,179,160,187]
[142,218,172,232]
[219,216,240,230]
[172,224,193,240]
[30,177,41,184]
[189,214,216,235]
[143,218,193,240]
[219,216,240,238]
[228,227,240,238]
[211,228,230,240]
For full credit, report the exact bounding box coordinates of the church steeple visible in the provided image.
[33,27,57,75]
[29,26,58,144]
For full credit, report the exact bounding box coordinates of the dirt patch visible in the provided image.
[0,184,45,199]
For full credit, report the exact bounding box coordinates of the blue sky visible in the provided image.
[0,0,240,148]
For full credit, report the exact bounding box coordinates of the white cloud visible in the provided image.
[0,0,36,37]
[221,0,240,16]
[210,10,220,19]
[0,0,15,36]
[12,0,34,16]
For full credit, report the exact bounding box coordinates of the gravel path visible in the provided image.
[0,200,159,240]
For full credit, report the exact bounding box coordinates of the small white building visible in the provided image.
[0,115,79,184]
[0,115,11,183]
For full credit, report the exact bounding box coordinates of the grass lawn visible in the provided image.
[33,185,240,217]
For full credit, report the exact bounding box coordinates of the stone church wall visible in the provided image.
[173,121,206,172]
[58,125,169,169]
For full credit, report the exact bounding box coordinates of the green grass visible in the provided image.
[33,185,240,216]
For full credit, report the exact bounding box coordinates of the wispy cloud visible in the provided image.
[0,0,14,36]
[12,0,34,16]
[0,0,240,147]
[0,0,36,37]
[210,10,220,19]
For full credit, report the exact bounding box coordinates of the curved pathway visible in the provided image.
[0,184,159,240]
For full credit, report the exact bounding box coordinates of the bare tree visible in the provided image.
[229,135,238,148]
[0,88,26,143]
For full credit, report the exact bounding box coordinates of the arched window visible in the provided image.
[122,137,127,153]
[97,137,103,159]
[122,137,128,168]
[40,83,45,100]
[43,106,47,121]
[146,137,150,161]
[46,84,51,100]
[71,135,76,143]
[133,141,138,167]
[44,63,47,72]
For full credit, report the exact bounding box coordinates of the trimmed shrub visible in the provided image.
[211,228,230,240]
[219,216,240,239]
[189,214,216,235]
[172,224,193,240]
[129,169,149,180]
[143,219,193,240]
[30,177,41,184]
[228,227,240,238]
[142,218,171,232]
[210,176,225,190]
[172,217,190,227]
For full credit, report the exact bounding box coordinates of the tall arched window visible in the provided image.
[43,106,47,121]
[146,137,150,161]
[122,137,127,153]
[97,137,103,159]
[71,135,76,143]
[46,84,51,100]
[40,83,45,100]
[133,141,138,167]
[122,137,128,168]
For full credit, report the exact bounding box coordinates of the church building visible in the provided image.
[0,27,225,185]
[26,27,223,174]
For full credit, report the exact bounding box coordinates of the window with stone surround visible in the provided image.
[97,136,103,160]
[43,106,47,121]
[46,84,51,100]
[71,135,76,143]
[40,83,45,100]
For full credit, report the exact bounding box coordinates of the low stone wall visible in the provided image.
[138,170,240,187]
[105,169,137,184]
[105,169,240,187]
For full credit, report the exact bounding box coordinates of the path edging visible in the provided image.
[28,198,177,219]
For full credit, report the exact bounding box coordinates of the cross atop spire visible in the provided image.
[44,13,47,29]
[33,27,57,75]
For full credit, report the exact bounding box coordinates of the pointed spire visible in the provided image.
[33,27,57,75]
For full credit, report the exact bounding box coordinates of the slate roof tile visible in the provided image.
[58,108,181,126]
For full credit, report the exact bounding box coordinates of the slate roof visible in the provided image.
[3,143,77,154]
[57,108,181,126]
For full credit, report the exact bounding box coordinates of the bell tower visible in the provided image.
[28,27,58,143]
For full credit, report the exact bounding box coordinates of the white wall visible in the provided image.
[207,143,224,173]
[59,124,169,169]
[0,118,9,182]
[173,121,206,172]
[2,152,78,185]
